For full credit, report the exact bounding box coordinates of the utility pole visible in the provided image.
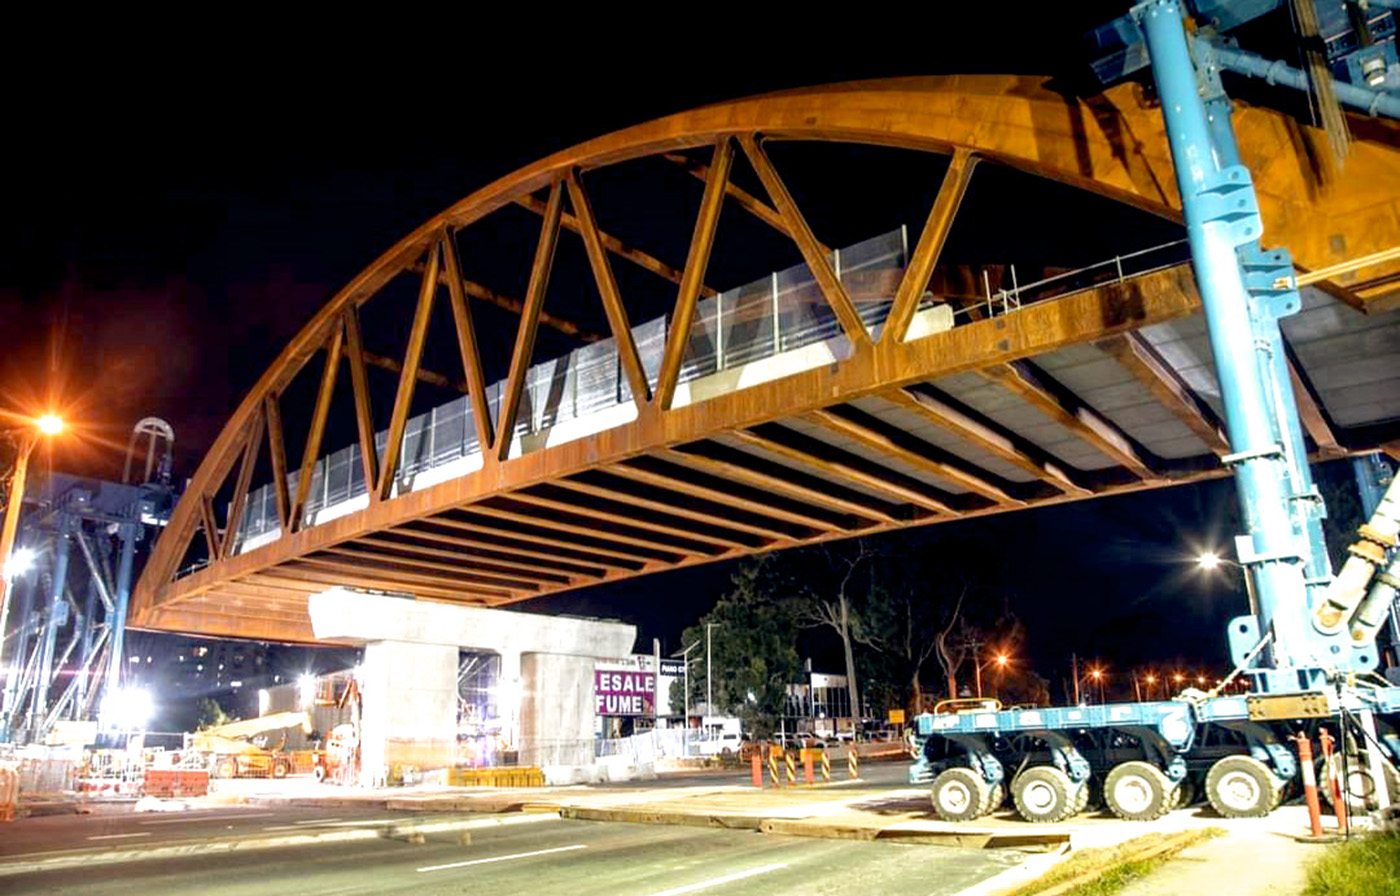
[1071,653,1080,704]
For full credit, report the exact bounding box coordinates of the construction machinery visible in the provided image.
[912,0,1400,824]
[186,711,310,779]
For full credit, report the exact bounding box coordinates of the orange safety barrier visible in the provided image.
[0,764,19,822]
[1293,733,1324,837]
[142,768,210,798]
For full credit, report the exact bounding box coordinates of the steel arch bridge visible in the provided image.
[130,76,1400,644]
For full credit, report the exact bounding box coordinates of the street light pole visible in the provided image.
[680,641,699,754]
[705,623,718,717]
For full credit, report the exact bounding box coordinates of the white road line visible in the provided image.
[141,813,277,826]
[261,825,302,831]
[311,817,406,827]
[641,863,790,896]
[292,818,343,825]
[87,833,152,841]
[417,844,586,873]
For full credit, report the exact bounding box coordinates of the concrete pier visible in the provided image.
[308,588,635,786]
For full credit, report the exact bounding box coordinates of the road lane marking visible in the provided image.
[642,863,790,896]
[417,844,586,872]
[292,818,343,825]
[141,813,277,825]
[87,833,152,841]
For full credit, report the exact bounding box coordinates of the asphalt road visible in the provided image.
[0,804,429,859]
[2,810,1022,896]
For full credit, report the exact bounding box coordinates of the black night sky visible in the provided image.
[0,8,1375,713]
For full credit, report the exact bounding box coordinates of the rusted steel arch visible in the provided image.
[131,75,1400,642]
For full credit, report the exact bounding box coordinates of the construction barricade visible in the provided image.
[142,768,210,798]
[0,762,18,822]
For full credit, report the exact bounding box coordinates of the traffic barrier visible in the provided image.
[1319,727,1349,834]
[0,763,18,823]
[751,751,763,788]
[784,750,796,787]
[848,746,860,780]
[767,746,781,788]
[820,749,831,782]
[1293,733,1324,837]
[802,748,814,785]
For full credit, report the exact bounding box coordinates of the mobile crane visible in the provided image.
[911,0,1400,823]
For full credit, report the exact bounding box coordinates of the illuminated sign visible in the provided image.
[594,667,657,717]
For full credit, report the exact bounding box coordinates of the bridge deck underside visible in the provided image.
[140,267,1400,643]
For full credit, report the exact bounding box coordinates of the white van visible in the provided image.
[691,716,743,756]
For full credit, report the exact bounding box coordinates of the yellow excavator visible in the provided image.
[186,711,311,779]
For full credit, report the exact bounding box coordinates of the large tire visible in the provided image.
[1104,761,1173,822]
[1206,755,1281,818]
[982,781,1006,816]
[215,758,238,779]
[1070,779,1091,814]
[1012,766,1077,824]
[271,760,289,779]
[931,768,990,822]
[1172,776,1198,809]
[312,764,327,783]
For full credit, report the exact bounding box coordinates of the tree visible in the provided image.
[789,541,875,727]
[195,696,231,729]
[677,558,801,738]
[847,534,1032,711]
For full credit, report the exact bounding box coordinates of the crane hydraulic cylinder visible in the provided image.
[1314,472,1400,635]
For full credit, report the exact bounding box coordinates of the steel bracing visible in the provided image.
[128,76,1400,644]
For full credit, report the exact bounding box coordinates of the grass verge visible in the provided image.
[1303,832,1400,896]
[1007,827,1226,896]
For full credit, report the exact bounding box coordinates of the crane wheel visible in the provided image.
[272,761,289,779]
[1104,761,1173,821]
[1070,779,1091,814]
[1172,776,1198,809]
[313,765,327,783]
[1011,766,1077,823]
[215,758,238,779]
[982,781,1006,815]
[930,768,990,822]
[1206,755,1280,818]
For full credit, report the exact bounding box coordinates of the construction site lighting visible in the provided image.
[35,414,63,436]
[102,687,153,731]
[1196,551,1221,570]
[298,674,316,709]
[4,547,35,577]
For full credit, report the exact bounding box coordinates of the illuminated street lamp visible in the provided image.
[0,415,65,694]
[1196,548,1259,617]
[1088,667,1106,704]
[974,649,1010,699]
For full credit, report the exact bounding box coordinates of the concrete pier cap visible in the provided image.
[308,587,637,787]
